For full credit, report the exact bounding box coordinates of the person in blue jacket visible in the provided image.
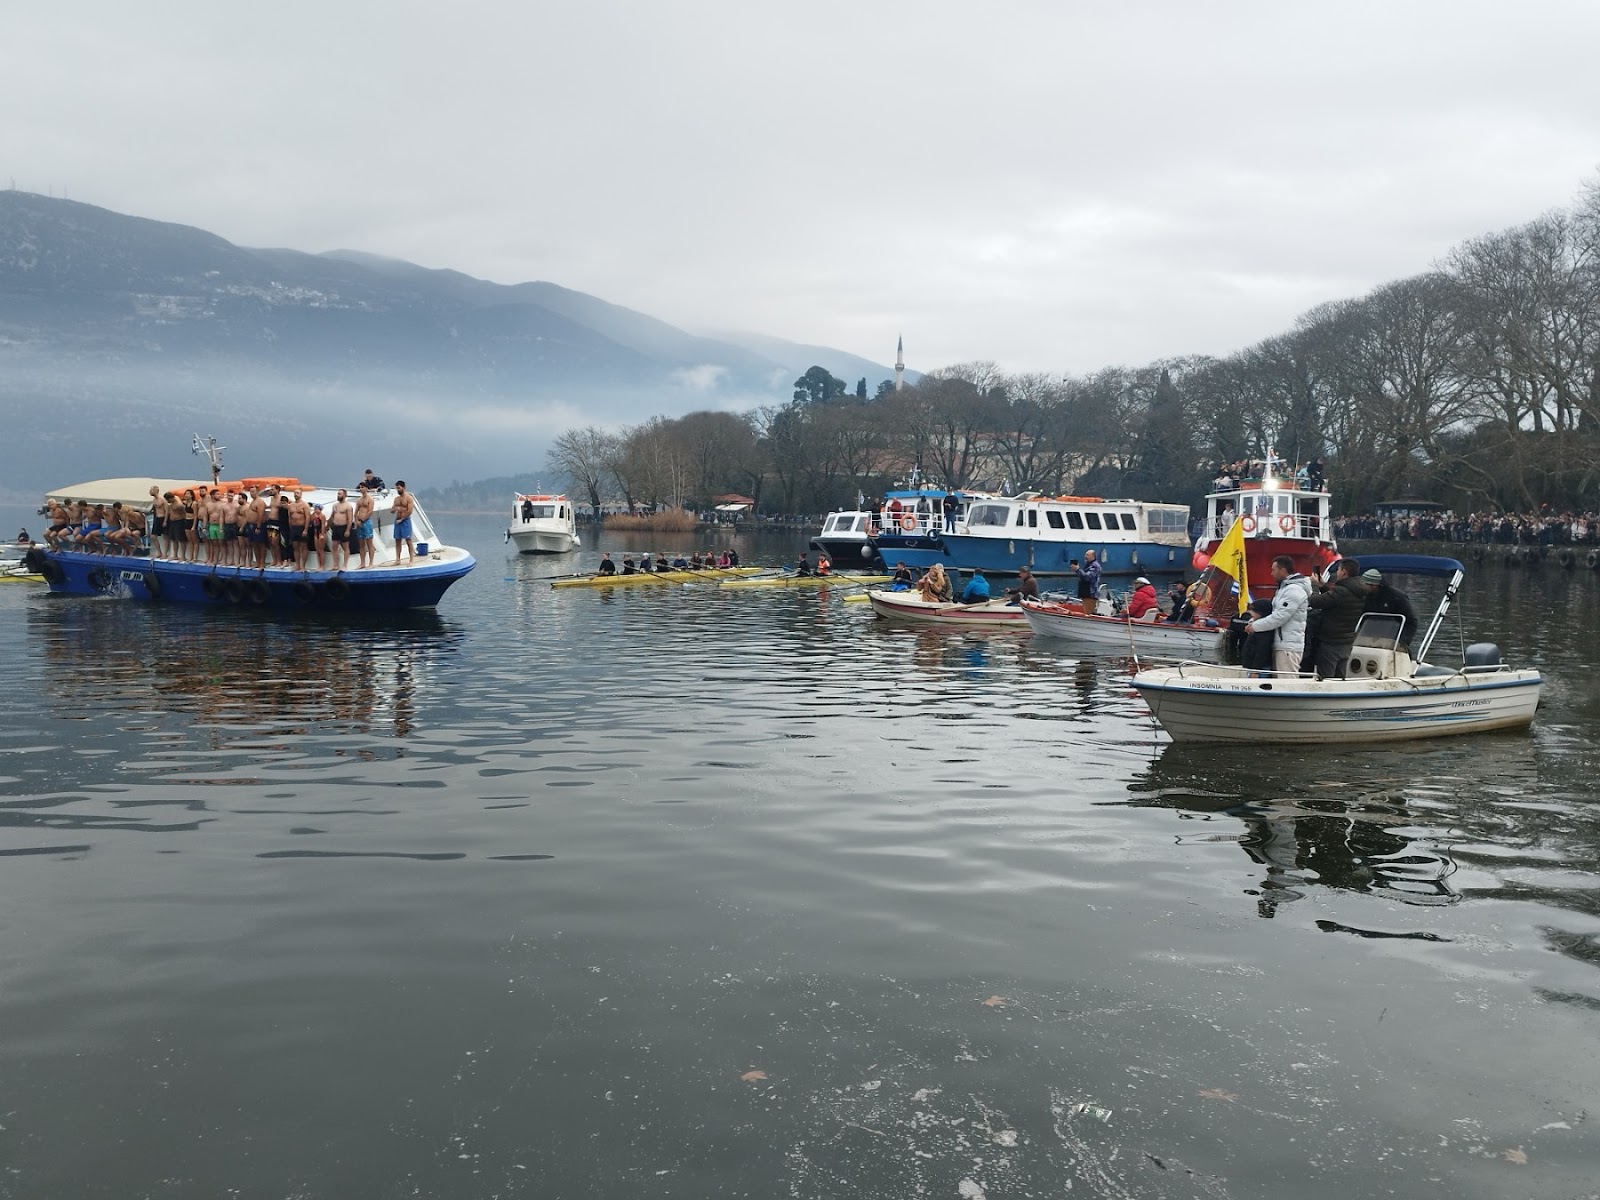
[958,568,991,604]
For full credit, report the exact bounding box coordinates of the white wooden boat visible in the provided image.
[506,493,581,553]
[1020,597,1226,656]
[866,589,1027,627]
[1130,555,1542,743]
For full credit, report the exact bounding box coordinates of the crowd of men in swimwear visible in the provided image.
[37,469,423,570]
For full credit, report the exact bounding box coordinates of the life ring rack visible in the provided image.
[1240,515,1257,534]
[1277,515,1295,534]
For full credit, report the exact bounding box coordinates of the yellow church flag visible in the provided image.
[1211,518,1250,615]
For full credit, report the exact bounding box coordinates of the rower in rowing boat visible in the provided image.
[597,552,616,576]
[621,554,639,575]
[795,552,813,577]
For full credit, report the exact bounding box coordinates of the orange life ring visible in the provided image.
[1240,514,1257,534]
[897,513,916,532]
[1278,515,1294,534]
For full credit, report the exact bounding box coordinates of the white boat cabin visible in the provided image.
[1200,478,1333,543]
[953,495,1191,546]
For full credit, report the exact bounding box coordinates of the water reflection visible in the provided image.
[25,601,462,743]
[1128,745,1466,922]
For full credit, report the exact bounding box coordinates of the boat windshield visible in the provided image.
[520,505,558,519]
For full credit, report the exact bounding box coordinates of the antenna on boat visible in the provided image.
[191,433,225,487]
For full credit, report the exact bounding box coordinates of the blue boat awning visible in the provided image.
[1345,553,1465,578]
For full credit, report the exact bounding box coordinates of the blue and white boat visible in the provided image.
[26,475,474,611]
[868,490,1192,579]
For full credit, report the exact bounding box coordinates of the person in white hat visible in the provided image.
[1126,575,1159,619]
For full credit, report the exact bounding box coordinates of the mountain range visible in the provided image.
[0,191,903,498]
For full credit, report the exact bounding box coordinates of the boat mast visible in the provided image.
[191,433,225,487]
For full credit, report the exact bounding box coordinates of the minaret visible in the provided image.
[894,335,905,392]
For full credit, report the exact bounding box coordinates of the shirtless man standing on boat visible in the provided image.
[147,487,168,558]
[246,489,269,569]
[391,481,416,565]
[286,490,312,570]
[353,486,377,569]
[327,489,354,571]
[202,489,224,565]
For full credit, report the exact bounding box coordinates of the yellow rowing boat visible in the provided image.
[718,572,892,590]
[551,566,765,589]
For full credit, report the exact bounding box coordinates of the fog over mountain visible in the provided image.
[0,192,902,499]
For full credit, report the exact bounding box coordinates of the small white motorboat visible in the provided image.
[506,493,581,554]
[1130,554,1543,743]
[1020,597,1226,657]
[866,588,1027,627]
[809,509,881,567]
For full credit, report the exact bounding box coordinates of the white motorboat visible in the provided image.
[810,509,880,567]
[866,588,1027,628]
[506,493,581,554]
[1020,597,1226,657]
[1130,555,1543,743]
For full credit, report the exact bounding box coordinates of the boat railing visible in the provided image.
[1202,513,1330,541]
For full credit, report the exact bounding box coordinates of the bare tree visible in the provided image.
[546,426,618,520]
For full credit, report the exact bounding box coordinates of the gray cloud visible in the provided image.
[4,0,1597,374]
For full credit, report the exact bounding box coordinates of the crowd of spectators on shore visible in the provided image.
[1334,508,1600,545]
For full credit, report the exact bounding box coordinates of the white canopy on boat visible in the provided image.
[42,478,211,510]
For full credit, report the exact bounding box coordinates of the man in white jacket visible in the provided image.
[1244,555,1312,676]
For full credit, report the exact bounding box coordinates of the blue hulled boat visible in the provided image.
[27,475,474,611]
[868,490,1192,579]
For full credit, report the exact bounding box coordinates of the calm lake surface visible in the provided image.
[1,508,1598,1199]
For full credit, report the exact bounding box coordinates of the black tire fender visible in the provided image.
[25,549,64,584]
[200,574,225,600]
[142,571,162,600]
[324,576,350,601]
[86,568,113,592]
[245,580,270,605]
[292,580,317,604]
[223,580,245,604]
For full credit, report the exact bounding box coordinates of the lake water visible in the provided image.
[1,509,1598,1198]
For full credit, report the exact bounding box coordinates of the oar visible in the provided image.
[805,571,893,597]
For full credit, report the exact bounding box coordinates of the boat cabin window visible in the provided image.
[1046,511,1065,529]
[968,503,1010,527]
[521,504,557,519]
[1145,508,1189,535]
[1066,512,1084,530]
[1026,509,1038,528]
[1118,513,1137,530]
[1085,513,1103,530]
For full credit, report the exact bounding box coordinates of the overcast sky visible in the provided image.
[5,1,1598,376]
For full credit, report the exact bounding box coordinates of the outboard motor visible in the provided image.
[1463,643,1503,672]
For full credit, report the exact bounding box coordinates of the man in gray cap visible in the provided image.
[1360,567,1420,649]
